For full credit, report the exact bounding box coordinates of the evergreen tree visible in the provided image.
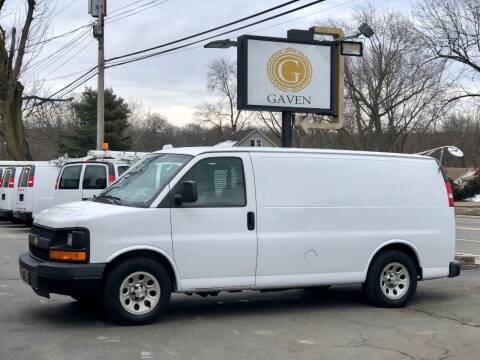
[59,88,131,156]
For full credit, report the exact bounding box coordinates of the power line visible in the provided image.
[107,0,169,22]
[106,0,301,63]
[44,0,327,99]
[47,66,98,99]
[44,0,352,84]
[23,28,92,82]
[251,0,355,34]
[26,23,92,48]
[52,0,77,17]
[43,39,96,79]
[26,0,169,49]
[109,0,150,15]
[106,0,327,68]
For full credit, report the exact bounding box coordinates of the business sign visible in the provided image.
[237,35,333,114]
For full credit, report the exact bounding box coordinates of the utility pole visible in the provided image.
[96,1,105,150]
[90,0,106,150]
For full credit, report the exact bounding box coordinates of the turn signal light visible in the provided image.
[49,250,87,261]
[8,177,14,188]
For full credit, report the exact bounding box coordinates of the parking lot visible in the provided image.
[0,218,479,360]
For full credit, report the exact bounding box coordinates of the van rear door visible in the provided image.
[82,163,108,200]
[171,153,258,289]
[0,168,12,210]
[16,165,34,213]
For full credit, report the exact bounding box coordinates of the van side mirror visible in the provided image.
[174,180,198,205]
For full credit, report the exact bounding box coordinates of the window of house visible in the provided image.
[179,157,246,207]
[59,165,82,190]
[83,165,108,190]
[250,138,262,147]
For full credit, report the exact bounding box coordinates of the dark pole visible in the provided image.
[281,111,293,147]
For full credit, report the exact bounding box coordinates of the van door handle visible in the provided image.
[247,211,255,231]
[82,197,89,201]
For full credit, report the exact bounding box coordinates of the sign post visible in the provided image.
[281,111,293,147]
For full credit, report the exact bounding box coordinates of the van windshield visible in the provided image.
[95,154,192,208]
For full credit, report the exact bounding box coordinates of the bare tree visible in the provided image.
[342,7,451,152]
[0,0,64,159]
[256,112,281,140]
[415,0,480,102]
[195,57,252,133]
[0,0,37,159]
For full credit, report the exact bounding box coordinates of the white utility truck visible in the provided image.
[19,147,460,325]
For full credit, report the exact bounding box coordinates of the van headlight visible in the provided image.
[49,229,89,262]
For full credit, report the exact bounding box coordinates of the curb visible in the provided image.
[455,253,480,269]
[455,215,480,219]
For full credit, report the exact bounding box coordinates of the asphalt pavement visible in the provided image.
[0,218,479,360]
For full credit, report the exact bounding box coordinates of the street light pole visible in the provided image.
[96,1,105,150]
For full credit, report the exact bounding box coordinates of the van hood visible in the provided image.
[34,200,145,228]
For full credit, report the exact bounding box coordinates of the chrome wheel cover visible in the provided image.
[379,262,410,300]
[119,271,160,315]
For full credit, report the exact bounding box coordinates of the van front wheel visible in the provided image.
[364,250,417,307]
[103,258,171,325]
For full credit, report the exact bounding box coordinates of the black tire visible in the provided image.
[103,258,171,325]
[364,250,417,308]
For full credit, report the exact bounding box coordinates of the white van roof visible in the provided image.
[155,147,432,161]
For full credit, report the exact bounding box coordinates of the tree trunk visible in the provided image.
[0,81,32,160]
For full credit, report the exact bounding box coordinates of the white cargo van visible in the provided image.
[54,160,130,204]
[19,148,460,325]
[0,165,23,219]
[13,162,61,224]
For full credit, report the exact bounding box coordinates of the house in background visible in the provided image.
[444,167,480,185]
[214,128,278,148]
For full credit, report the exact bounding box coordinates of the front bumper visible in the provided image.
[449,261,461,278]
[19,253,106,298]
[12,211,32,223]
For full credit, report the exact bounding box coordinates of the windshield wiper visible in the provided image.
[96,194,122,205]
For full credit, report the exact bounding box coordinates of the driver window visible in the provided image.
[179,157,246,207]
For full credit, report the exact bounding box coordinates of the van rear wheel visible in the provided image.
[103,258,171,325]
[364,250,417,307]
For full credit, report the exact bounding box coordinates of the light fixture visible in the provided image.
[357,22,374,38]
[343,22,375,40]
[204,39,238,49]
[341,41,363,57]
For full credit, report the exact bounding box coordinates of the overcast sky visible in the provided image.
[8,0,415,126]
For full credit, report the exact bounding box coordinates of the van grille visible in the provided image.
[30,225,54,240]
[29,225,54,261]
